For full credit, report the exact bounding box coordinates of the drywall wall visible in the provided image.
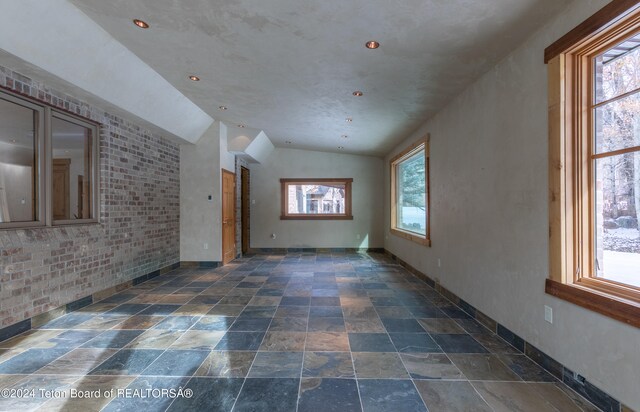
[251,148,384,249]
[180,122,222,262]
[384,0,640,408]
[180,121,238,262]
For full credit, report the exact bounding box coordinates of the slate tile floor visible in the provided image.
[0,252,601,411]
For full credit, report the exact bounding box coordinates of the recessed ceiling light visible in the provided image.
[352,91,363,97]
[345,117,353,123]
[133,19,149,29]
[341,135,348,139]
[218,106,228,111]
[338,146,344,149]
[188,75,200,81]
[237,124,245,128]
[365,41,380,49]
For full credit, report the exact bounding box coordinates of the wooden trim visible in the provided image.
[221,169,236,265]
[580,277,640,303]
[0,84,103,127]
[390,138,426,164]
[390,228,431,246]
[241,166,250,254]
[544,0,640,63]
[548,55,570,283]
[389,136,430,247]
[591,145,640,159]
[281,215,353,220]
[546,279,640,328]
[279,178,353,183]
[547,11,640,326]
[280,178,353,220]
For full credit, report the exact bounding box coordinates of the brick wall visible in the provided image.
[0,65,180,328]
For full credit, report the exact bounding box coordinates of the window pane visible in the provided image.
[397,149,426,235]
[595,34,640,104]
[287,183,346,214]
[594,91,640,154]
[594,152,640,287]
[0,97,37,223]
[51,116,93,220]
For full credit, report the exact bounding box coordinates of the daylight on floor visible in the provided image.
[0,0,638,411]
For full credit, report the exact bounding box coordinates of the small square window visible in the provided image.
[280,178,353,220]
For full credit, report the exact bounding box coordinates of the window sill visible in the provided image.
[0,221,101,231]
[280,215,353,220]
[545,279,640,328]
[390,228,431,247]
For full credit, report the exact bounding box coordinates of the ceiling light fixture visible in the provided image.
[345,117,353,123]
[285,140,292,144]
[188,75,200,81]
[338,146,344,149]
[11,139,16,143]
[133,19,149,29]
[365,41,380,49]
[341,135,348,139]
[237,124,245,128]
[352,91,363,97]
[218,106,228,111]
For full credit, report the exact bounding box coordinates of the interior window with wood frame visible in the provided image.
[546,0,640,327]
[280,178,353,220]
[0,88,99,230]
[390,136,430,246]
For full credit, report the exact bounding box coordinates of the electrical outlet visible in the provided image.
[437,258,441,268]
[544,305,553,324]
[252,199,256,205]
[203,243,209,250]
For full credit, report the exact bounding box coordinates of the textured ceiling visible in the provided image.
[69,0,571,156]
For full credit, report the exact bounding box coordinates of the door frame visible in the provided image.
[241,166,250,255]
[221,168,236,265]
[52,158,71,220]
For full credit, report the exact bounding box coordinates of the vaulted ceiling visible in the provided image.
[47,1,573,155]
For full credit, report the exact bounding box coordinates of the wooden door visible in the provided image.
[222,169,236,265]
[52,159,70,220]
[241,167,250,254]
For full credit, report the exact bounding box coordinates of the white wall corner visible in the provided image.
[226,124,274,164]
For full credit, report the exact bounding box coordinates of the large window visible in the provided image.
[390,137,430,246]
[0,89,98,229]
[546,1,640,327]
[280,178,352,220]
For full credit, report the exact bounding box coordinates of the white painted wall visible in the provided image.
[384,0,640,408]
[180,122,223,262]
[251,148,383,249]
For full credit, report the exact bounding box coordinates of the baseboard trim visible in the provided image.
[0,261,181,340]
[247,247,385,254]
[180,261,222,268]
[383,249,629,412]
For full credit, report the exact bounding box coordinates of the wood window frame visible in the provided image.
[390,135,431,247]
[49,110,99,226]
[280,178,353,220]
[546,0,640,328]
[0,91,46,229]
[0,88,100,230]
